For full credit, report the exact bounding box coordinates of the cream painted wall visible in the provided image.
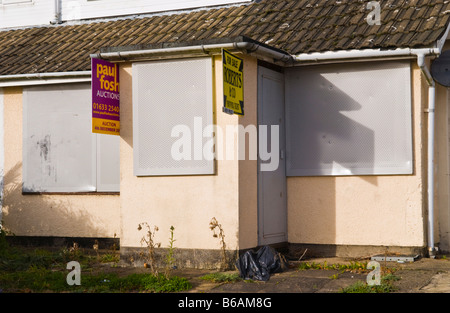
[237,55,258,250]
[436,42,450,252]
[287,62,427,248]
[2,87,120,238]
[119,56,248,251]
[436,82,449,251]
[2,54,435,253]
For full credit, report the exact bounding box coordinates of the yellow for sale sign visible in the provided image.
[222,49,244,116]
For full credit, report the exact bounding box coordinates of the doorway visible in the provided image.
[257,65,287,246]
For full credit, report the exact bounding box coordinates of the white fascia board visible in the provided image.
[294,47,441,64]
[293,24,448,64]
[0,71,92,87]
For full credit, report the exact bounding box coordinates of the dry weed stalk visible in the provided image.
[138,222,161,274]
[209,217,227,270]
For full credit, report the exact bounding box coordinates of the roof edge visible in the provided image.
[294,47,442,65]
[0,71,91,87]
[93,36,294,65]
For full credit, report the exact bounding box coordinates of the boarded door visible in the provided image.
[257,66,287,245]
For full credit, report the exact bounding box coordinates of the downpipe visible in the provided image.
[51,0,62,25]
[418,54,438,258]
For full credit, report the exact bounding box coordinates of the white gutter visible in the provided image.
[91,41,293,64]
[294,47,441,63]
[0,71,91,87]
[51,0,62,25]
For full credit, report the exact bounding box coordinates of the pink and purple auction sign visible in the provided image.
[92,58,120,136]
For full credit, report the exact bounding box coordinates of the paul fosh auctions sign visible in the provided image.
[222,49,244,116]
[92,58,120,135]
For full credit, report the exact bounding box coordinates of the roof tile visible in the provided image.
[1,0,450,75]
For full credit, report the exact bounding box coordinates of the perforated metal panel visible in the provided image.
[23,83,120,192]
[285,61,413,176]
[23,84,96,192]
[132,58,214,176]
[97,133,120,192]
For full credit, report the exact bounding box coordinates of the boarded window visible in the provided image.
[1,0,32,4]
[285,61,413,176]
[132,58,214,176]
[23,83,120,192]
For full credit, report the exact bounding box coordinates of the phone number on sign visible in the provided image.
[93,102,119,113]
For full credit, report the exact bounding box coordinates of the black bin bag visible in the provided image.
[235,246,284,281]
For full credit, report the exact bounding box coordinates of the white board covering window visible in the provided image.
[285,60,413,176]
[1,0,32,4]
[23,83,120,192]
[132,58,214,176]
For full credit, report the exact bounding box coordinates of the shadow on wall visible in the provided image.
[286,66,376,177]
[2,162,110,243]
[286,64,378,258]
[119,64,133,149]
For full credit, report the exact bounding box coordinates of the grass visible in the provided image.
[340,271,401,293]
[298,260,401,293]
[200,271,242,283]
[298,260,369,272]
[0,238,192,293]
[339,280,396,293]
[340,272,401,293]
[1,268,192,293]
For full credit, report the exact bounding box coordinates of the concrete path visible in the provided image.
[183,256,450,293]
[420,272,450,293]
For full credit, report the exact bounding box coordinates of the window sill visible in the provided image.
[22,192,120,196]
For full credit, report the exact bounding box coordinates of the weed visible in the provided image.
[100,253,120,264]
[164,225,176,279]
[209,217,227,270]
[109,233,119,264]
[340,279,398,293]
[93,239,100,260]
[138,222,161,274]
[0,223,8,255]
[381,273,401,283]
[330,273,339,280]
[97,234,120,265]
[298,260,399,293]
[298,261,368,272]
[60,242,85,263]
